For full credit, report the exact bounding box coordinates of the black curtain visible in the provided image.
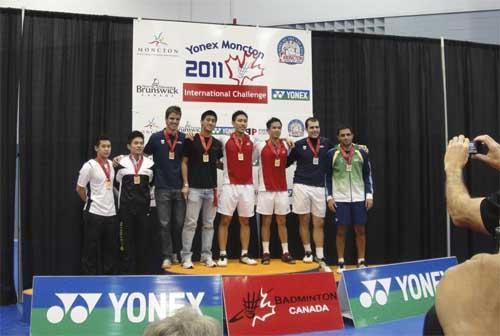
[312,32,447,264]
[0,8,21,305]
[19,11,132,288]
[445,40,500,261]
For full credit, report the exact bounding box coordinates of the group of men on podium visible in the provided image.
[76,106,374,275]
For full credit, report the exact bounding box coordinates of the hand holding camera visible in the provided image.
[445,134,500,173]
[470,135,500,171]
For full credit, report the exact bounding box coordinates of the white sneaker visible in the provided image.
[203,257,217,268]
[318,259,332,272]
[240,254,257,265]
[182,259,194,269]
[161,258,172,269]
[217,255,228,267]
[303,251,313,263]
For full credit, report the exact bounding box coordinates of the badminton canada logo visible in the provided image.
[228,288,276,327]
[359,278,391,308]
[46,293,102,324]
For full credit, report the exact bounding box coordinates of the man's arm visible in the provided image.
[76,185,87,202]
[76,163,90,202]
[144,134,154,156]
[445,170,487,234]
[286,146,298,167]
[181,157,189,200]
[324,150,336,212]
[444,135,489,235]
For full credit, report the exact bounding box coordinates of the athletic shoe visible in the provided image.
[302,251,313,263]
[336,262,346,274]
[261,253,271,265]
[217,255,228,267]
[240,254,257,265]
[161,258,172,269]
[202,257,217,268]
[358,260,367,268]
[281,253,296,264]
[318,258,332,272]
[171,254,180,265]
[182,259,194,269]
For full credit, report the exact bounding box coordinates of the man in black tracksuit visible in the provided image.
[116,131,154,274]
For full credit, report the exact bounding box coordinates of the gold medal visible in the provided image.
[133,175,140,184]
[203,154,209,163]
[238,152,244,161]
[105,180,112,189]
[169,152,175,160]
[274,159,281,167]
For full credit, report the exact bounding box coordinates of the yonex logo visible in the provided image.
[46,293,102,324]
[359,278,391,308]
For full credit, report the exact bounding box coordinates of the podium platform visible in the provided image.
[165,258,358,282]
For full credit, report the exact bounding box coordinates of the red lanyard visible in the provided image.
[267,139,283,158]
[340,145,355,164]
[96,157,111,181]
[163,129,178,153]
[231,132,246,153]
[199,135,213,154]
[306,137,321,157]
[129,155,143,175]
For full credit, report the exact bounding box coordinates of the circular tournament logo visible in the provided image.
[277,36,305,65]
[288,119,305,137]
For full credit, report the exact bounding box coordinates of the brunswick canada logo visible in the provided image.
[46,293,102,324]
[136,78,179,97]
[359,278,391,308]
[277,36,305,65]
[229,288,276,327]
[225,51,265,85]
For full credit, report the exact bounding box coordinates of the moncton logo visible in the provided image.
[229,288,276,327]
[277,36,305,65]
[46,293,101,324]
[359,278,391,308]
[136,79,179,97]
[288,119,305,137]
[272,89,310,101]
[137,32,179,57]
[148,32,168,47]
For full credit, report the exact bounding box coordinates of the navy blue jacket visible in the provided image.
[287,137,334,187]
[144,130,185,190]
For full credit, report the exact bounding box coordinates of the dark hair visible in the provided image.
[266,117,282,130]
[94,135,111,147]
[232,110,248,122]
[336,124,353,135]
[165,105,182,119]
[127,130,144,144]
[305,117,319,128]
[201,110,218,121]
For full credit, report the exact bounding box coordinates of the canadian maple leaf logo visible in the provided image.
[251,288,276,327]
[225,52,264,85]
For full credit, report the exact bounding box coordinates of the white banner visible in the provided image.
[132,20,313,194]
[132,19,313,142]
